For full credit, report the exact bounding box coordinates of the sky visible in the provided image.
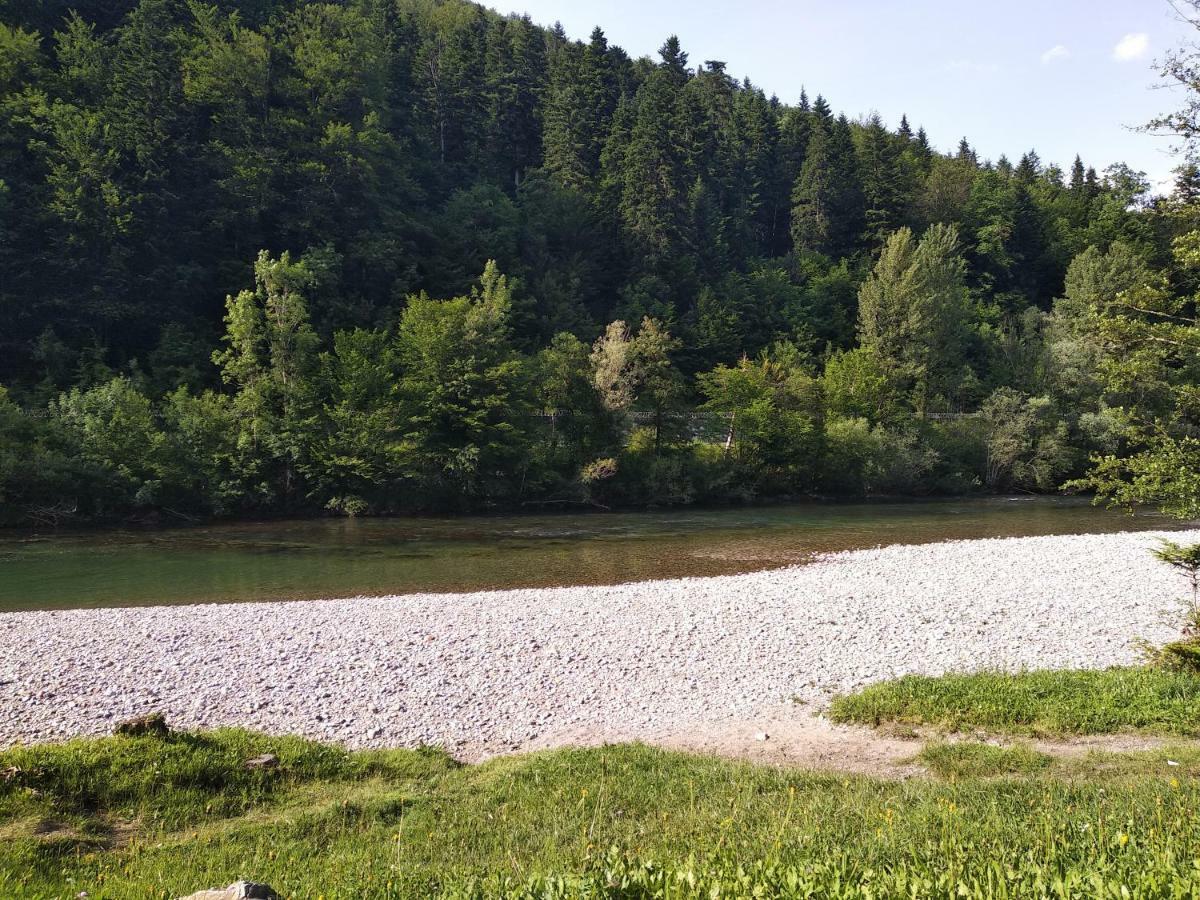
[500,0,1197,193]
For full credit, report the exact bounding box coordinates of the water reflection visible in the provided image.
[0,497,1188,611]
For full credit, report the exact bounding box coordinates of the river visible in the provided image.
[0,497,1188,612]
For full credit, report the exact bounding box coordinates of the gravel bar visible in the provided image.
[1,529,1195,757]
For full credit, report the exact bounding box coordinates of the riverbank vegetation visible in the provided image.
[831,667,1200,736]
[4,728,1200,898]
[833,536,1200,735]
[2,0,1200,524]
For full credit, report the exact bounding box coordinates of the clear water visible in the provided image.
[0,497,1187,612]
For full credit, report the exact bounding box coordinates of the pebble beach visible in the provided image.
[1,529,1194,759]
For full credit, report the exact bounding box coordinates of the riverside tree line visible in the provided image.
[1,0,1198,523]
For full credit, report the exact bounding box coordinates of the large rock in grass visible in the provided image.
[177,882,278,900]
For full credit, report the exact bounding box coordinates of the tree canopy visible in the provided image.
[0,0,1195,523]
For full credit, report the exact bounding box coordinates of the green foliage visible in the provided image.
[49,376,168,512]
[211,249,321,504]
[0,386,75,523]
[307,327,403,510]
[1144,540,1200,671]
[393,261,528,506]
[530,332,616,489]
[0,0,1189,520]
[820,417,942,496]
[1153,539,1200,613]
[158,387,245,514]
[790,111,863,258]
[822,347,897,423]
[698,345,823,494]
[1068,234,1200,519]
[1062,32,1200,518]
[857,223,971,414]
[978,388,1073,491]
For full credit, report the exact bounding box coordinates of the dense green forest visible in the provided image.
[0,0,1198,523]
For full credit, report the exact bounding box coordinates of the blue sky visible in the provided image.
[501,0,1195,192]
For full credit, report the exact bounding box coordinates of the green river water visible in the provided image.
[0,497,1190,612]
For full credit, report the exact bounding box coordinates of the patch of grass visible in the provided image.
[917,741,1052,779]
[830,667,1200,736]
[1058,745,1200,779]
[0,728,454,830]
[3,730,1200,897]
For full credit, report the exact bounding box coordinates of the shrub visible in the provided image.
[1161,641,1200,673]
[1146,539,1200,672]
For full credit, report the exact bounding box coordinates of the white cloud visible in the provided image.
[1041,44,1071,65]
[1113,33,1150,62]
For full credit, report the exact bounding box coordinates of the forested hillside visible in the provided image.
[0,0,1195,522]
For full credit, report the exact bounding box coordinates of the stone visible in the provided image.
[114,713,169,738]
[177,881,279,900]
[244,753,279,771]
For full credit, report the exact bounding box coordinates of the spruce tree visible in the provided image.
[618,46,689,259]
[542,26,617,193]
[1069,155,1087,194]
[483,15,546,186]
[790,113,863,258]
[914,127,933,165]
[856,114,906,248]
[956,137,977,165]
[1015,151,1041,185]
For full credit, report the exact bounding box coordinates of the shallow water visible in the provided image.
[0,497,1188,612]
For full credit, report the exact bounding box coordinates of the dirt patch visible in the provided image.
[475,703,1200,779]
[653,710,926,778]
[483,703,925,778]
[104,817,140,849]
[1030,734,1183,756]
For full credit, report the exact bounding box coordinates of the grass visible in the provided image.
[830,667,1200,736]
[916,741,1053,779]
[4,729,1200,898]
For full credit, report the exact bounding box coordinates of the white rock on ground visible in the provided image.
[0,529,1194,759]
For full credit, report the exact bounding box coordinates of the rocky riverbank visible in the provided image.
[1,529,1194,759]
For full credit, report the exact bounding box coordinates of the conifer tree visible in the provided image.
[483,15,547,186]
[913,127,934,167]
[956,137,977,165]
[790,113,863,257]
[856,114,906,247]
[1069,155,1087,194]
[542,26,617,193]
[618,44,689,259]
